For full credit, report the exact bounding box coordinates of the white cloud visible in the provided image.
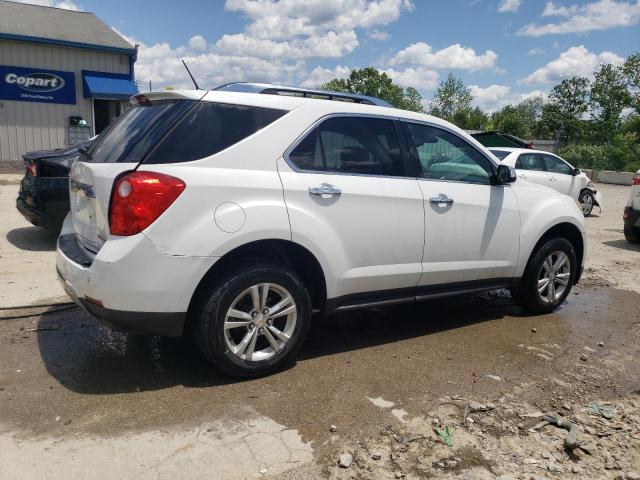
[188,35,207,52]
[470,84,546,112]
[528,48,545,56]
[10,0,81,10]
[518,0,640,36]
[519,45,624,85]
[390,42,498,71]
[214,30,359,60]
[498,0,521,12]
[367,29,390,41]
[541,1,578,17]
[382,67,439,89]
[300,65,352,87]
[225,0,414,39]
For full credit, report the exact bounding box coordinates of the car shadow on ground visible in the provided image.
[6,226,58,251]
[37,291,527,395]
[603,239,640,252]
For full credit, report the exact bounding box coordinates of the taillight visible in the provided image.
[109,171,185,236]
[633,174,640,185]
[26,161,37,177]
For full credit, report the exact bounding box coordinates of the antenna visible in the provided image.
[181,59,201,90]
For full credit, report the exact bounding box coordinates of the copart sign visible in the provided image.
[0,65,76,104]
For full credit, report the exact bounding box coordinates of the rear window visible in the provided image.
[145,102,286,164]
[85,100,194,163]
[489,149,510,160]
[82,99,286,164]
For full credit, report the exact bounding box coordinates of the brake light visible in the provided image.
[26,161,37,177]
[633,174,640,185]
[109,171,185,236]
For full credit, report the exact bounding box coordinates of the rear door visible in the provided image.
[403,121,520,285]
[278,115,425,298]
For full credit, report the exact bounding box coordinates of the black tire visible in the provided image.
[624,224,640,244]
[520,237,577,314]
[579,190,594,216]
[192,263,311,377]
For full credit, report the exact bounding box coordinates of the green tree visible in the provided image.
[542,76,590,142]
[428,73,473,123]
[320,67,423,112]
[489,105,528,138]
[453,106,489,130]
[623,52,640,114]
[590,64,630,143]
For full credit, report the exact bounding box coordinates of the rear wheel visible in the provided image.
[192,263,311,377]
[579,190,594,216]
[520,238,576,314]
[625,224,640,244]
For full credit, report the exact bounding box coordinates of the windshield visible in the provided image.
[490,149,510,160]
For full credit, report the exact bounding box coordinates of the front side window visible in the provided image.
[542,154,572,175]
[288,116,404,176]
[516,153,544,171]
[406,123,493,184]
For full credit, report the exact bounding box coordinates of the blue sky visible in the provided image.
[25,0,640,111]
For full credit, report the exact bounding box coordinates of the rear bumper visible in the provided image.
[624,207,640,229]
[56,218,218,337]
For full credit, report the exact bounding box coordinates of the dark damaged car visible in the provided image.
[16,139,95,232]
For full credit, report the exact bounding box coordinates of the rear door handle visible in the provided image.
[429,194,454,205]
[549,176,557,181]
[308,183,341,197]
[519,174,526,179]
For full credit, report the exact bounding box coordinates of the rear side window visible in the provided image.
[516,153,544,171]
[145,102,287,164]
[287,116,404,176]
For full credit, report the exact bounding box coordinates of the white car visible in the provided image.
[489,147,602,216]
[56,85,586,377]
[624,169,640,243]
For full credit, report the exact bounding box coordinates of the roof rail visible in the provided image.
[213,82,393,108]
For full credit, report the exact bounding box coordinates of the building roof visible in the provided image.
[0,0,136,54]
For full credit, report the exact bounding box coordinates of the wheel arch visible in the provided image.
[186,239,327,329]
[527,222,585,284]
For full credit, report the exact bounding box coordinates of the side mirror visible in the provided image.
[573,167,581,176]
[496,164,517,184]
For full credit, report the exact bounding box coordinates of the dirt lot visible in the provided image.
[0,179,639,479]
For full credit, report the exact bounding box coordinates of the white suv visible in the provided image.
[57,86,586,377]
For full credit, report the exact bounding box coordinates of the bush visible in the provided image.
[559,133,640,172]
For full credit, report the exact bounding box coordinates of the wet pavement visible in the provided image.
[1,285,639,479]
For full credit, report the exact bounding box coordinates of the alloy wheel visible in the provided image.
[580,194,593,215]
[537,250,571,303]
[224,283,297,362]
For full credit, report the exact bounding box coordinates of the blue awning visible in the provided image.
[82,71,137,100]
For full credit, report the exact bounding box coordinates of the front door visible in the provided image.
[403,122,520,285]
[542,154,577,197]
[278,115,424,299]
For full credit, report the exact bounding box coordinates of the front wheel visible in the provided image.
[579,190,594,216]
[192,263,311,377]
[520,238,576,314]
